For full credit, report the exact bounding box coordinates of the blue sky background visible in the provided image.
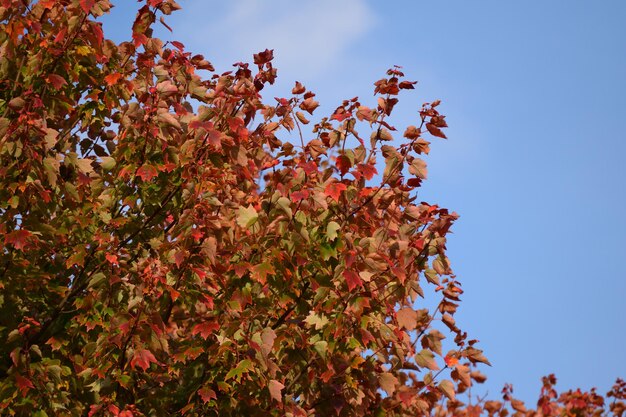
[102,0,626,405]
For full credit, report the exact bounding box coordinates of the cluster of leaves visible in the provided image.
[0,1,623,416]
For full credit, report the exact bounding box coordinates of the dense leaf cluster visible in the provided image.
[0,1,623,416]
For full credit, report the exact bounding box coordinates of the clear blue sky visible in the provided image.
[102,0,626,405]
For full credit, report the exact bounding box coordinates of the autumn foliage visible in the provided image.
[0,1,623,416]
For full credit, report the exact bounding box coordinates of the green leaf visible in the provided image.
[225,359,253,382]
[100,156,116,171]
[326,221,340,241]
[415,349,439,371]
[237,205,258,228]
[438,379,455,400]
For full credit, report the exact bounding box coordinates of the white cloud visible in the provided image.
[170,0,377,81]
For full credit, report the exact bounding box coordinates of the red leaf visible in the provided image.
[331,108,351,122]
[336,155,352,176]
[105,253,118,266]
[426,122,447,139]
[324,182,347,203]
[15,374,34,396]
[5,229,32,251]
[253,49,274,65]
[136,164,158,181]
[198,387,217,403]
[79,0,96,13]
[47,74,67,90]
[343,270,362,291]
[191,321,220,339]
[130,348,157,371]
[104,73,123,86]
[356,163,377,180]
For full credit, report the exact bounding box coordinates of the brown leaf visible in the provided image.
[396,307,418,330]
[379,372,398,396]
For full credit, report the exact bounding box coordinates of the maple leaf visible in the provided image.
[47,74,67,90]
[198,387,217,404]
[415,349,440,371]
[130,348,158,371]
[409,158,428,179]
[236,205,258,228]
[251,262,275,284]
[79,0,96,13]
[268,380,285,403]
[324,181,347,203]
[396,307,418,330]
[191,321,219,339]
[136,164,158,181]
[104,73,123,86]
[335,155,352,176]
[343,270,362,291]
[105,253,118,266]
[426,122,447,139]
[5,229,33,251]
[15,375,35,396]
[379,372,398,396]
[356,163,377,180]
[439,379,456,401]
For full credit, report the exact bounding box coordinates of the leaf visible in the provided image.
[100,156,116,171]
[76,158,94,175]
[251,262,274,284]
[426,122,447,139]
[130,349,158,371]
[409,158,427,179]
[343,270,362,291]
[268,380,284,402]
[300,97,319,114]
[438,379,455,401]
[326,221,340,241]
[237,205,258,228]
[324,181,347,203]
[198,387,216,404]
[46,74,67,90]
[415,349,439,371]
[191,321,219,339]
[396,307,418,330]
[5,229,32,251]
[304,312,328,330]
[261,327,276,356]
[104,73,123,86]
[156,80,178,96]
[79,0,96,13]
[136,164,158,181]
[105,253,118,266]
[157,112,181,129]
[15,375,34,396]
[444,353,459,368]
[356,163,377,180]
[336,154,352,175]
[225,359,252,382]
[379,372,398,396]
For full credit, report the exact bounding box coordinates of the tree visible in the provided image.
[0,1,623,416]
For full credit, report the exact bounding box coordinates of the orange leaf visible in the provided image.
[324,181,347,203]
[104,73,123,86]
